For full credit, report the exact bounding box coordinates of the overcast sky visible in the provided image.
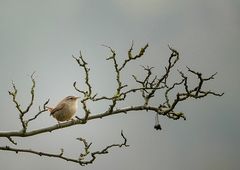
[0,0,239,170]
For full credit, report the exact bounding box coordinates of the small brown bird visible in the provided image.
[47,96,79,122]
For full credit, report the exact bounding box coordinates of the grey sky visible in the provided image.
[0,0,239,170]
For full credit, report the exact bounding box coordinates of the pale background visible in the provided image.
[0,0,239,170]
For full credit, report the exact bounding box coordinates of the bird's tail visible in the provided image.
[46,106,53,116]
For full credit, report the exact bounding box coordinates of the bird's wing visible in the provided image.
[50,103,65,116]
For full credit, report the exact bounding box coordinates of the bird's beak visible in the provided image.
[75,96,80,99]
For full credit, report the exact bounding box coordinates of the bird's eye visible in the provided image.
[66,96,74,100]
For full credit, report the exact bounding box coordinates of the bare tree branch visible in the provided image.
[72,51,92,121]
[0,131,128,166]
[0,43,223,166]
[8,72,36,133]
[26,99,50,124]
[119,42,149,71]
[72,51,92,97]
[6,136,17,145]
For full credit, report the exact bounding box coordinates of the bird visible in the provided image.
[46,96,79,122]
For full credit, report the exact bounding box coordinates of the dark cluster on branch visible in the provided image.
[0,42,223,165]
